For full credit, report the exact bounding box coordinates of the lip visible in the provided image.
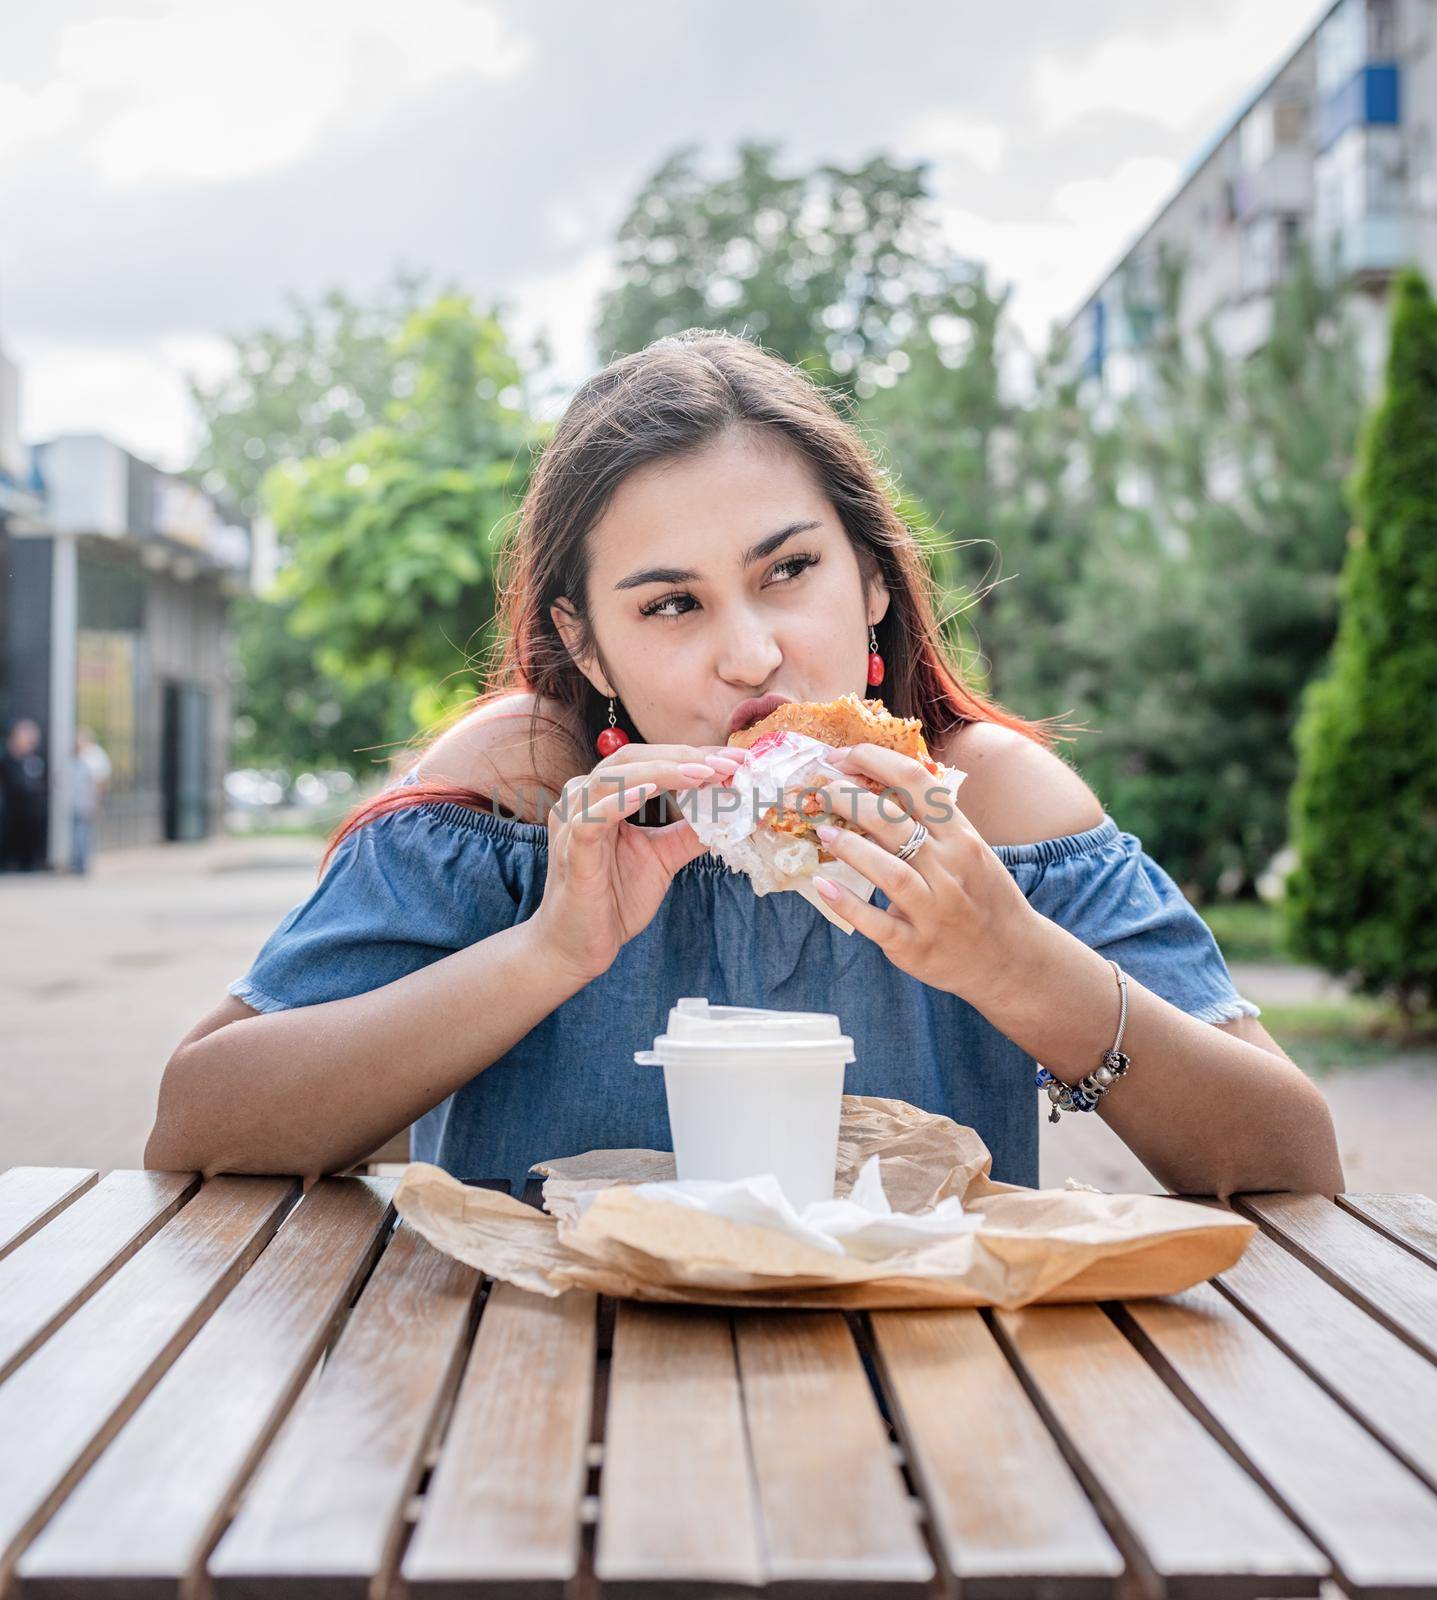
[727,692,794,735]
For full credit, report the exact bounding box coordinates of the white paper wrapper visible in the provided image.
[683,731,967,934]
[585,1152,983,1261]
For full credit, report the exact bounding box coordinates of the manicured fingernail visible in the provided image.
[706,755,741,771]
[679,763,714,778]
[815,823,840,842]
[719,747,748,760]
[812,875,840,901]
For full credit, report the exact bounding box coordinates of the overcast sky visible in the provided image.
[2,0,1323,471]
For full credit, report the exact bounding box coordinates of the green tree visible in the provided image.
[857,268,1012,589]
[187,264,437,519]
[186,268,443,775]
[595,139,984,396]
[228,593,413,776]
[1051,249,1364,895]
[262,295,542,730]
[1283,267,1437,1022]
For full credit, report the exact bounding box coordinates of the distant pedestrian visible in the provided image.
[0,718,48,872]
[71,727,112,875]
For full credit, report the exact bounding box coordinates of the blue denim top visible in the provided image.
[230,780,1259,1196]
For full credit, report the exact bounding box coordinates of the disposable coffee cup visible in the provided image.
[634,998,854,1210]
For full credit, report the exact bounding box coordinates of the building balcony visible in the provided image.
[1318,62,1400,152]
[1232,149,1314,221]
[1335,212,1412,277]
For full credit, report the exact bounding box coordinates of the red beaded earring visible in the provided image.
[867,623,885,688]
[596,695,630,757]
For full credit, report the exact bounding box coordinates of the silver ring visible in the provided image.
[895,820,930,862]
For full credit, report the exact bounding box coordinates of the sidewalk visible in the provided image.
[2,835,325,1171]
[1040,958,1437,1196]
[3,837,1433,1197]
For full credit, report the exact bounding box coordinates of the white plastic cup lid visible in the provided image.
[635,1035,855,1065]
[664,996,842,1043]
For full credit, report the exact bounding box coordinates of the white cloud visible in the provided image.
[898,110,1007,174]
[45,0,532,186]
[506,243,616,417]
[933,156,1180,347]
[1031,2,1319,133]
[0,80,80,166]
[0,0,1334,463]
[1051,155,1181,231]
[11,333,236,470]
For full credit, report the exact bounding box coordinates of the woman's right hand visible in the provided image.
[527,742,748,986]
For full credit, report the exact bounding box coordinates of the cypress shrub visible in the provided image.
[1282,267,1437,1025]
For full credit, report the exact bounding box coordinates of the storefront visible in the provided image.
[3,435,251,865]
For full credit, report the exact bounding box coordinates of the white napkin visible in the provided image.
[683,730,966,935]
[576,1154,983,1260]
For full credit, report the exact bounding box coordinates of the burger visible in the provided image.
[687,693,964,930]
[726,693,944,865]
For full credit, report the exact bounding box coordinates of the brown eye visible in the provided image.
[640,553,818,620]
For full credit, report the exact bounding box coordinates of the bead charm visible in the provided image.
[867,623,885,688]
[1036,963,1130,1123]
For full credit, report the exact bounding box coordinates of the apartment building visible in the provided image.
[1067,0,1435,398]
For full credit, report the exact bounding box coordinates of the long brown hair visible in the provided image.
[322,327,1074,870]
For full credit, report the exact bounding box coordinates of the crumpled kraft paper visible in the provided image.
[391,1095,1255,1310]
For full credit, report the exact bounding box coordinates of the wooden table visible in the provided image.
[2,1169,1436,1600]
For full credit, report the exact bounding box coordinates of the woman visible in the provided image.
[145,329,1343,1201]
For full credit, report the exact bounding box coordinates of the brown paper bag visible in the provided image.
[392,1095,1254,1310]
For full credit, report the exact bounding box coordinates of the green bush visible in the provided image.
[1282,267,1437,1023]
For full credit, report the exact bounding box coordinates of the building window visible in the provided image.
[1281,214,1304,269]
[1241,216,1282,294]
[1316,123,1406,237]
[1273,97,1307,149]
[1317,0,1367,96]
[1414,125,1437,211]
[1317,0,1402,152]
[1082,298,1107,380]
[1240,105,1275,171]
[1237,93,1305,176]
[1367,124,1406,211]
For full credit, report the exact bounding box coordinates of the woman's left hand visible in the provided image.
[808,744,1039,1006]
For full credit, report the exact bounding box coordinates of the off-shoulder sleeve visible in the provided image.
[227,803,539,1014]
[1012,823,1261,1025]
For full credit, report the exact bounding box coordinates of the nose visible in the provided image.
[716,610,783,690]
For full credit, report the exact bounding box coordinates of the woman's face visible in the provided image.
[555,427,889,749]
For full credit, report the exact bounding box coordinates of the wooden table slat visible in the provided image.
[1119,1279,1437,1596]
[0,1169,98,1263]
[596,1304,764,1593]
[401,1283,597,1599]
[734,1312,933,1592]
[207,1217,483,1600]
[0,1171,199,1385]
[1214,1227,1437,1493]
[1336,1192,1437,1272]
[4,1168,1435,1599]
[1236,1194,1437,1362]
[992,1303,1327,1599]
[15,1177,398,1600]
[0,1175,296,1589]
[870,1308,1124,1598]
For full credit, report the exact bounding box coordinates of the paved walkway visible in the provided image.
[3,836,327,1172]
[3,838,1433,1196]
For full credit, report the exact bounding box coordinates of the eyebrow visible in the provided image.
[613,519,823,591]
